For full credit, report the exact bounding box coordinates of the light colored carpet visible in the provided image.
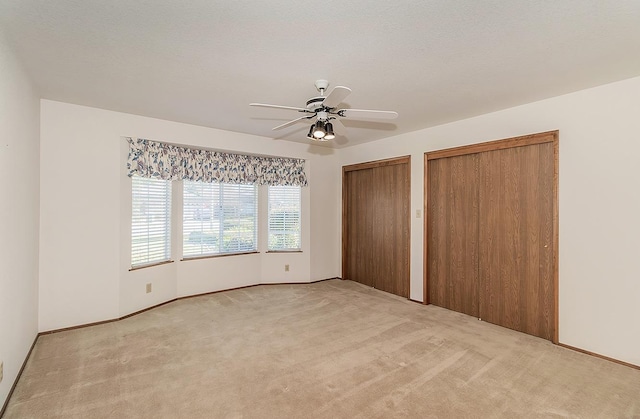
[4,279,640,418]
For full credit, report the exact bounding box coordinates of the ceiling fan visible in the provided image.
[250,80,398,141]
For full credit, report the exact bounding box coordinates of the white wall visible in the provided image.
[338,76,640,366]
[39,100,340,331]
[0,33,40,407]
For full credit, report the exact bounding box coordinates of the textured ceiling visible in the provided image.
[1,1,640,148]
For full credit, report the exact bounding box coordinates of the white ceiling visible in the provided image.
[1,1,640,148]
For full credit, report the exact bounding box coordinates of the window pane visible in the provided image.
[183,181,257,257]
[131,176,172,267]
[268,186,301,250]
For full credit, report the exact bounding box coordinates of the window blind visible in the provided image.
[131,176,172,267]
[268,186,301,251]
[183,181,257,257]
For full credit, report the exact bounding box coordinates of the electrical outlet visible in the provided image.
[146,283,152,293]
[416,209,421,218]
[284,264,290,272]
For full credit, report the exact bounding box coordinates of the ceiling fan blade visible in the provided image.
[322,86,352,108]
[272,116,311,130]
[339,109,398,120]
[331,118,347,136]
[250,103,308,112]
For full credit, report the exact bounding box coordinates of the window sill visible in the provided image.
[266,250,303,253]
[129,260,174,271]
[181,251,259,261]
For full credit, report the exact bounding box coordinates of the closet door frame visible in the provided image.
[423,131,559,343]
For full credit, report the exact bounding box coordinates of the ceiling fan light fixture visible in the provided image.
[324,122,335,140]
[306,124,315,140]
[312,121,326,139]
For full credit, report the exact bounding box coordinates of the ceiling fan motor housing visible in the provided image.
[306,97,325,111]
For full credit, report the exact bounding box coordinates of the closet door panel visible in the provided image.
[343,158,410,298]
[345,168,375,288]
[478,143,554,340]
[428,154,479,317]
[535,142,555,339]
[428,158,449,307]
[371,164,410,296]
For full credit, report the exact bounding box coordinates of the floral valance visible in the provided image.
[126,138,308,186]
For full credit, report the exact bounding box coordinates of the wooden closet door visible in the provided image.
[478,142,555,340]
[343,157,410,298]
[344,167,375,288]
[427,154,479,317]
